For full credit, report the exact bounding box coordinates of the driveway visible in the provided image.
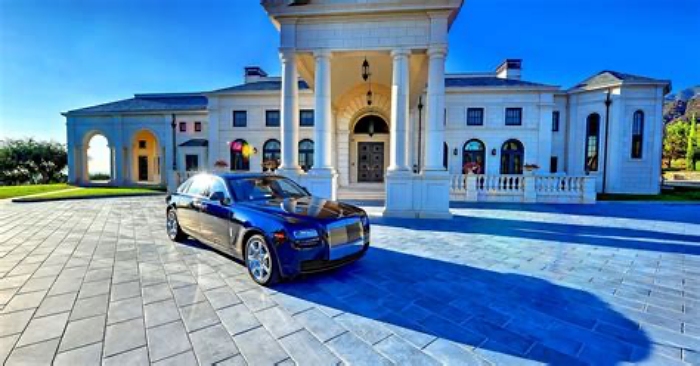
[0,198,699,365]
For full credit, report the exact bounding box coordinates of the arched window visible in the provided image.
[631,110,644,159]
[299,139,314,172]
[230,139,250,171]
[463,139,486,174]
[585,113,601,171]
[262,139,281,172]
[500,139,524,174]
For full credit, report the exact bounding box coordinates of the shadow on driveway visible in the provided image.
[275,246,652,365]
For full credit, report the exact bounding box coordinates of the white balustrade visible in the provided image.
[449,173,596,204]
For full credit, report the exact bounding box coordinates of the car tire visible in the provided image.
[166,209,186,242]
[244,234,279,286]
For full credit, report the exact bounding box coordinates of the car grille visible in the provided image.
[326,218,364,247]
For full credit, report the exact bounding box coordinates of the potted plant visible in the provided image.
[523,163,539,175]
[214,160,229,172]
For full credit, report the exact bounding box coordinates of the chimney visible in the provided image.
[496,59,522,80]
[244,66,268,84]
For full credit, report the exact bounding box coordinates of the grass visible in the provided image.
[599,190,700,202]
[12,186,165,202]
[0,183,71,199]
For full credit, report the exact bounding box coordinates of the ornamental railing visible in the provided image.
[450,174,596,203]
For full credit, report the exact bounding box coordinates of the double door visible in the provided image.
[357,142,384,183]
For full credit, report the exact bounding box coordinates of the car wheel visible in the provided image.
[166,209,186,242]
[245,234,279,286]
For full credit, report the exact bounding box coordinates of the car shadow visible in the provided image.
[274,246,652,365]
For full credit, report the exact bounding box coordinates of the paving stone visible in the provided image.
[189,324,239,365]
[78,279,111,299]
[54,342,103,366]
[254,306,303,339]
[103,317,147,357]
[5,338,59,366]
[142,282,173,304]
[144,298,181,328]
[293,308,347,342]
[325,331,392,366]
[108,296,144,324]
[203,287,242,310]
[218,303,261,336]
[234,326,289,365]
[173,285,207,307]
[102,346,150,366]
[153,350,198,366]
[213,354,247,366]
[35,292,77,317]
[146,320,192,362]
[179,300,219,333]
[16,311,69,347]
[335,312,393,345]
[0,290,46,313]
[278,329,341,366]
[237,288,277,312]
[58,314,106,352]
[111,280,141,301]
[70,293,109,321]
[0,334,20,364]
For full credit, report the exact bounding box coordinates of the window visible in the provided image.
[550,157,558,173]
[185,154,199,171]
[179,122,187,132]
[233,111,247,127]
[262,139,281,172]
[300,110,314,127]
[463,139,486,174]
[500,139,524,174]
[505,108,522,126]
[230,139,250,171]
[552,111,560,132]
[228,176,308,202]
[266,110,280,127]
[298,139,314,172]
[186,176,210,197]
[138,140,147,149]
[467,108,484,126]
[443,142,448,169]
[194,121,202,132]
[209,178,230,201]
[631,110,644,159]
[585,113,601,171]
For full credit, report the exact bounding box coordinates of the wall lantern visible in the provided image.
[491,148,497,156]
[453,148,458,156]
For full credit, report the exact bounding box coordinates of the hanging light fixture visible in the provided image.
[368,118,375,137]
[366,87,373,106]
[362,57,371,81]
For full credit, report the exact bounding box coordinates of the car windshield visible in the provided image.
[227,176,309,202]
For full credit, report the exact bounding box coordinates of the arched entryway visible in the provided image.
[230,139,251,171]
[501,139,524,174]
[350,114,389,183]
[463,139,486,174]
[131,130,161,184]
[85,133,112,183]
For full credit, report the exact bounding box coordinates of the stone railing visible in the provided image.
[450,174,596,203]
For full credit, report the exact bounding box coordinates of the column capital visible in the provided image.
[391,48,411,59]
[427,45,448,58]
[313,49,333,60]
[279,48,297,62]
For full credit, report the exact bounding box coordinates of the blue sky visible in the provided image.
[1,0,698,144]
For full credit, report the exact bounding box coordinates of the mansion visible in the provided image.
[64,0,670,218]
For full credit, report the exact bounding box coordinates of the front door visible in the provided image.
[138,156,148,181]
[357,142,384,183]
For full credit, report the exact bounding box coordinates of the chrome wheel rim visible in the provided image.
[247,238,272,283]
[167,211,178,238]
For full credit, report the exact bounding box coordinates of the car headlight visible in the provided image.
[292,229,319,241]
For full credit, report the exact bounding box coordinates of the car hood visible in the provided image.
[239,196,363,222]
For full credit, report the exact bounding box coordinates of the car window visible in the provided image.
[187,176,211,197]
[228,177,309,202]
[209,178,231,200]
[177,178,193,193]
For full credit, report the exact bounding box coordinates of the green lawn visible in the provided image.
[599,190,700,202]
[12,186,165,202]
[0,183,71,199]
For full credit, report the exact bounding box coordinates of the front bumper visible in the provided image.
[275,237,370,278]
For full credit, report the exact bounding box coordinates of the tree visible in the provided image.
[664,120,689,167]
[0,138,68,185]
[687,114,698,171]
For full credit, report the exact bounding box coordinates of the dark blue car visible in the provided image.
[165,173,370,286]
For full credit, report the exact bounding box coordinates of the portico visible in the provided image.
[263,0,461,218]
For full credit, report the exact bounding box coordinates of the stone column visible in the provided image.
[383,49,416,218]
[277,48,302,179]
[537,95,554,174]
[417,45,451,219]
[307,50,338,199]
[207,97,220,170]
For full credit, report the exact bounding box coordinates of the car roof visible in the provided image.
[209,172,285,180]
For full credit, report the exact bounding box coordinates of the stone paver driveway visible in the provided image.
[1,198,699,365]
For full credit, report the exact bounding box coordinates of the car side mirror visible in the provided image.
[209,191,229,205]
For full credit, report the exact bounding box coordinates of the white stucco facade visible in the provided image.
[63,0,670,218]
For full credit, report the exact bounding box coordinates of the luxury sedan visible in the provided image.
[165,173,370,286]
